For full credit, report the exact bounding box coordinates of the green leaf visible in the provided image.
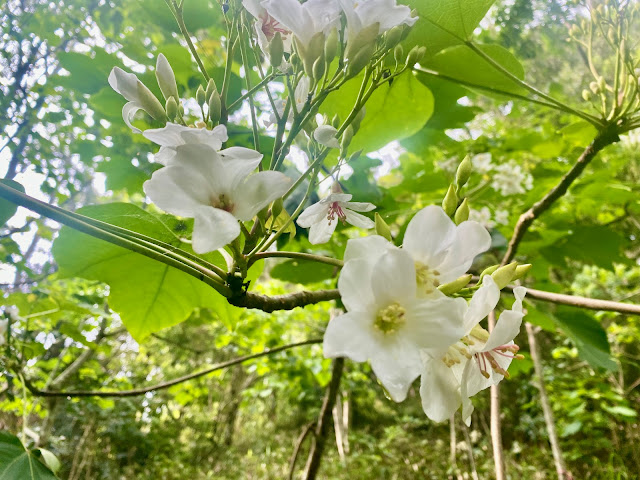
[0,180,25,227]
[270,260,335,284]
[52,203,231,341]
[404,0,495,57]
[424,44,526,96]
[0,431,58,479]
[553,309,617,371]
[559,121,598,146]
[321,73,434,153]
[601,405,637,418]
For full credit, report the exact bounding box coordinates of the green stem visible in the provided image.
[248,251,344,268]
[239,16,260,152]
[168,0,210,82]
[220,20,238,123]
[227,73,277,111]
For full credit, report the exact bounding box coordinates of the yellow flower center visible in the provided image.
[374,302,406,334]
[415,262,440,294]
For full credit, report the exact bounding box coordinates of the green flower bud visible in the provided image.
[312,56,326,82]
[352,107,366,133]
[303,32,325,77]
[479,264,499,281]
[582,89,592,102]
[135,82,167,122]
[165,96,178,120]
[442,185,458,217]
[597,76,606,92]
[405,45,423,68]
[341,125,354,155]
[438,274,473,295]
[205,78,217,102]
[331,114,341,128]
[346,42,375,78]
[569,24,581,37]
[385,26,404,49]
[196,85,206,106]
[455,155,472,188]
[589,81,599,94]
[454,198,469,224]
[269,32,284,68]
[394,44,404,65]
[208,90,222,124]
[325,28,339,64]
[270,197,284,220]
[491,261,518,289]
[512,263,532,281]
[345,22,380,61]
[156,53,179,102]
[374,213,393,242]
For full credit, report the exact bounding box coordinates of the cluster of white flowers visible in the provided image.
[491,161,534,196]
[469,206,509,229]
[323,206,527,424]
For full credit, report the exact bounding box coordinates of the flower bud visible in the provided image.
[341,126,354,155]
[597,76,606,92]
[491,261,518,289]
[405,45,425,67]
[589,81,599,94]
[205,78,217,102]
[582,89,592,101]
[374,213,393,241]
[325,28,339,64]
[455,155,472,188]
[454,198,469,224]
[209,90,222,124]
[442,185,458,217]
[269,32,284,68]
[352,107,366,133]
[394,44,404,65]
[196,85,206,106]
[346,42,375,78]
[385,26,404,49]
[165,96,178,120]
[270,197,284,220]
[302,32,325,77]
[331,114,341,128]
[345,22,380,62]
[512,263,532,281]
[479,264,499,281]
[156,53,179,102]
[312,56,326,82]
[438,274,472,295]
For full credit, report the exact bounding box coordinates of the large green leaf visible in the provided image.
[554,309,617,371]
[404,0,495,57]
[0,180,25,227]
[423,44,527,96]
[52,203,230,341]
[0,431,58,480]
[321,73,433,153]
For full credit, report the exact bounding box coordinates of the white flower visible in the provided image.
[313,125,340,148]
[108,67,166,133]
[493,209,509,225]
[243,0,293,56]
[420,277,527,425]
[491,161,533,196]
[324,239,468,401]
[296,193,375,244]
[469,207,495,229]
[143,142,291,253]
[0,318,7,346]
[143,122,228,165]
[436,156,458,173]
[261,0,341,49]
[339,0,417,39]
[402,206,491,297]
[471,153,494,173]
[263,77,309,128]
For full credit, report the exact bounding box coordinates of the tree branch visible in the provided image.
[228,289,340,312]
[22,339,321,398]
[502,125,620,265]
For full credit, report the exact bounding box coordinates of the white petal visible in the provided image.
[435,220,492,283]
[218,147,264,190]
[344,235,394,262]
[109,67,140,103]
[144,123,228,151]
[369,337,422,402]
[295,76,310,106]
[326,193,352,203]
[403,206,456,267]
[192,206,241,253]
[483,313,524,352]
[122,101,144,133]
[344,201,376,212]
[297,201,329,228]
[308,216,338,244]
[143,165,211,217]
[370,249,416,306]
[262,0,313,45]
[460,360,476,426]
[344,209,375,229]
[313,125,340,148]
[156,53,179,101]
[420,359,461,422]
[403,296,467,354]
[463,276,500,333]
[169,143,225,193]
[243,0,265,18]
[338,258,375,313]
[233,171,291,221]
[323,311,376,362]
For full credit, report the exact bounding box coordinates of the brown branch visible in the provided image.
[22,339,321,398]
[229,289,340,312]
[502,125,620,265]
[288,422,316,480]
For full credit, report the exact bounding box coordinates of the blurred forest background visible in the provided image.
[1,0,640,478]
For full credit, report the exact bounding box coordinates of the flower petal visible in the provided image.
[463,276,500,333]
[313,125,340,148]
[403,296,467,354]
[296,201,329,228]
[420,358,461,422]
[143,164,211,217]
[218,147,264,190]
[483,288,526,352]
[435,220,491,283]
[344,235,394,262]
[308,215,338,244]
[323,311,377,362]
[344,201,376,212]
[233,171,290,221]
[344,209,375,229]
[109,67,140,103]
[192,205,241,253]
[370,249,417,306]
[338,258,375,312]
[122,101,144,133]
[403,206,456,267]
[369,337,422,402]
[144,123,228,151]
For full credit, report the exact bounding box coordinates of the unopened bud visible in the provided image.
[491,261,518,289]
[438,274,473,295]
[325,28,339,64]
[456,155,472,188]
[597,76,606,92]
[165,96,178,119]
[385,26,404,49]
[405,45,423,67]
[345,22,380,61]
[346,43,375,78]
[442,185,458,217]
[312,56,326,82]
[208,91,222,124]
[352,107,366,133]
[205,78,217,102]
[269,32,284,68]
[512,263,532,281]
[196,85,206,105]
[270,197,284,220]
[303,32,325,77]
[394,44,404,65]
[569,24,581,37]
[375,213,392,242]
[156,53,179,102]
[340,126,354,155]
[582,89,592,101]
[454,198,470,224]
[479,264,499,281]
[331,114,340,128]
[589,81,599,94]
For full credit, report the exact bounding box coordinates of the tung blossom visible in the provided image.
[339,0,417,39]
[471,152,494,174]
[420,277,527,425]
[242,0,293,58]
[402,206,491,296]
[143,122,228,165]
[491,161,533,196]
[143,133,290,253]
[324,238,468,401]
[296,193,375,244]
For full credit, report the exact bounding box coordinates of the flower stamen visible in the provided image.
[374,302,406,334]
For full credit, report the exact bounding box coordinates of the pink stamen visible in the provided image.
[260,13,290,39]
[327,202,347,225]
